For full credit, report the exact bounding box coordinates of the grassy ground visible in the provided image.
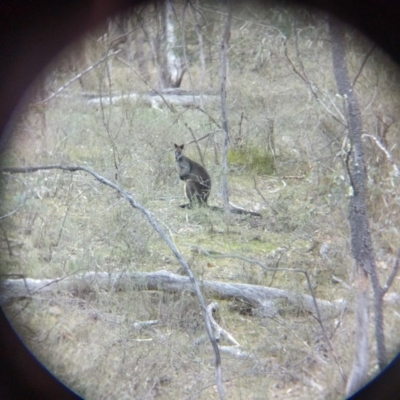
[1,6,400,399]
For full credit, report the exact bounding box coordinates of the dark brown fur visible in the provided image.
[174,144,211,207]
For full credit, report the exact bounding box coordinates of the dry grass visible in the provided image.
[1,3,400,399]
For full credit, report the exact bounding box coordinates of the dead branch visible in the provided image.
[0,192,27,220]
[382,248,400,295]
[86,91,218,109]
[281,175,306,180]
[185,123,205,166]
[186,130,222,146]
[190,105,222,129]
[207,302,240,346]
[253,177,278,215]
[37,50,121,104]
[284,41,346,126]
[115,55,176,113]
[132,320,159,331]
[208,204,262,217]
[226,202,262,217]
[363,133,400,177]
[352,43,376,88]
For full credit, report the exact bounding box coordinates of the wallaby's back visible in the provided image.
[174,143,211,206]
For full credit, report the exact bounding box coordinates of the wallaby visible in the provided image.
[174,143,211,208]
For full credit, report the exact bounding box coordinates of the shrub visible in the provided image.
[228,146,275,175]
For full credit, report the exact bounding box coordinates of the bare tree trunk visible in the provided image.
[191,0,206,105]
[345,264,370,395]
[163,0,185,88]
[105,16,128,87]
[220,0,232,210]
[135,27,150,81]
[328,15,387,395]
[140,5,164,88]
[143,1,185,89]
[30,74,48,152]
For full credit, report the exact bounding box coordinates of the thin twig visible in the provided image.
[363,133,400,177]
[190,105,222,129]
[284,41,346,126]
[352,43,376,88]
[252,177,278,215]
[382,248,400,295]
[0,192,27,221]
[115,55,175,113]
[185,123,205,166]
[36,50,121,104]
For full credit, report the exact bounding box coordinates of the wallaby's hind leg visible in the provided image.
[184,180,207,207]
[179,181,195,208]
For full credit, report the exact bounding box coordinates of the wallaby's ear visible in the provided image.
[174,143,178,149]
[174,143,184,150]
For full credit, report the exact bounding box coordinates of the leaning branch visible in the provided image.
[0,164,222,394]
[36,50,121,104]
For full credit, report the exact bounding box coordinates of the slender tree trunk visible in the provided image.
[328,15,387,395]
[164,0,183,87]
[220,0,232,210]
[191,0,206,106]
[345,264,370,395]
[144,0,186,89]
[135,28,150,81]
[31,74,48,151]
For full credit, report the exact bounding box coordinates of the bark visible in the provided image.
[328,14,387,394]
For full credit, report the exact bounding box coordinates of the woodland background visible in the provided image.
[1,0,400,398]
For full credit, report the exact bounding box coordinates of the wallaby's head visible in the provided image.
[174,143,184,161]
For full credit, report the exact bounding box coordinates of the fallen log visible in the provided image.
[0,270,346,318]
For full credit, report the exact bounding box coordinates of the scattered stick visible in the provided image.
[281,175,306,180]
[332,275,352,290]
[207,204,262,218]
[132,320,159,331]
